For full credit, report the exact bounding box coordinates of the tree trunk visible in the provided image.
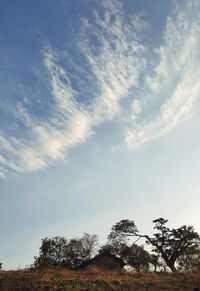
[168,263,177,272]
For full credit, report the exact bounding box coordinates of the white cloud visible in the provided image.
[1,0,199,176]
[80,0,146,121]
[131,100,142,115]
[0,0,145,176]
[125,0,200,150]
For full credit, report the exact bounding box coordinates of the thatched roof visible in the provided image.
[76,252,125,270]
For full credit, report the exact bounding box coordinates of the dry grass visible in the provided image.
[0,269,200,290]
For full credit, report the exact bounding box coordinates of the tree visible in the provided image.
[122,244,150,272]
[34,236,68,269]
[99,241,127,258]
[99,241,151,272]
[64,233,98,269]
[149,254,166,272]
[0,263,2,270]
[81,233,98,259]
[34,233,98,269]
[109,218,200,272]
[177,242,200,272]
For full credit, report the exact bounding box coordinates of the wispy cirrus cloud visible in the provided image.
[0,0,146,176]
[80,0,146,121]
[125,0,200,150]
[1,0,200,177]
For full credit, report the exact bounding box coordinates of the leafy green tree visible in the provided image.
[109,218,200,272]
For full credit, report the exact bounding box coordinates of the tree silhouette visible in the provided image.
[109,218,200,272]
[177,242,200,272]
[34,233,98,269]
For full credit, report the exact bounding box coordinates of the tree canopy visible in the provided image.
[109,218,200,272]
[177,242,200,272]
[32,218,200,273]
[34,233,98,269]
[99,241,151,272]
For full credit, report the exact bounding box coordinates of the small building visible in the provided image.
[78,253,125,272]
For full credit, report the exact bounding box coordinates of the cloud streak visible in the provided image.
[0,0,200,176]
[125,0,200,150]
[0,0,145,176]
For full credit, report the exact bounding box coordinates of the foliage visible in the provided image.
[99,238,127,257]
[122,244,150,272]
[99,241,151,272]
[64,233,98,269]
[177,242,200,272]
[34,236,68,269]
[109,217,200,272]
[34,233,98,269]
[149,254,166,272]
[109,219,139,240]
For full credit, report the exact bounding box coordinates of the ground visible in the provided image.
[0,268,200,290]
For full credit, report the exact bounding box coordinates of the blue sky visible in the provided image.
[1,0,200,269]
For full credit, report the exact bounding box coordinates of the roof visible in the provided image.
[76,252,126,270]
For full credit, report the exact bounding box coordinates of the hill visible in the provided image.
[0,269,200,290]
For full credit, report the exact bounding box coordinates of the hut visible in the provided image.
[78,252,125,272]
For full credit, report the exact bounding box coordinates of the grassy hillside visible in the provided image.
[0,268,200,290]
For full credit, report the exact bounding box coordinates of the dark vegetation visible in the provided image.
[1,218,200,290]
[34,233,98,270]
[32,218,200,273]
[109,218,200,272]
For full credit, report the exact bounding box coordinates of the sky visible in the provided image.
[1,0,200,270]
